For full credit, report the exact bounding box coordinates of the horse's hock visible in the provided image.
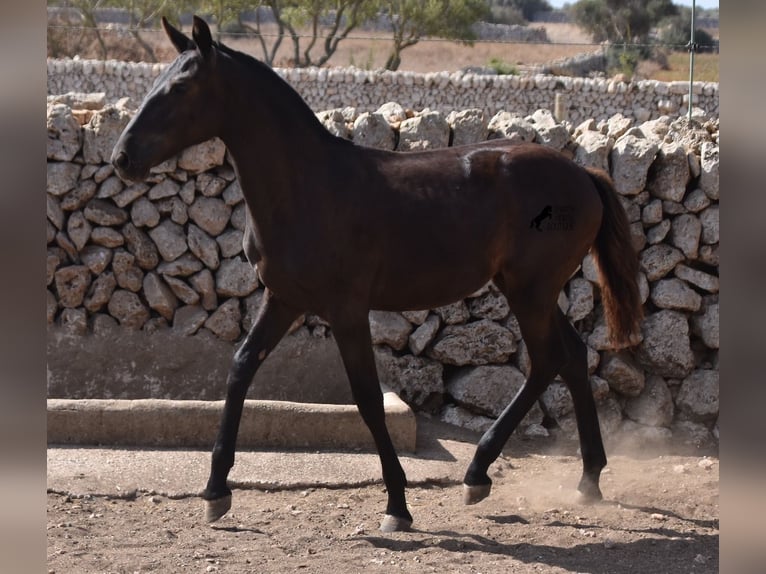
[46,94,719,450]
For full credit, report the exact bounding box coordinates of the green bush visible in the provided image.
[487,57,518,75]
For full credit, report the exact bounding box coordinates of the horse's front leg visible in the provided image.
[203,290,301,523]
[331,315,412,532]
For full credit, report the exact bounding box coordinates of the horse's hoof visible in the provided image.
[380,514,413,533]
[463,483,492,505]
[205,494,232,523]
[576,481,603,505]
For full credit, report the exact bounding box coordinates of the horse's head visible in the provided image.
[111,16,224,182]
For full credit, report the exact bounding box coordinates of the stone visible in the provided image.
[130,197,160,227]
[624,376,674,427]
[581,252,600,284]
[83,272,116,313]
[156,253,204,277]
[190,268,218,310]
[204,298,242,341]
[55,231,78,262]
[112,250,144,292]
[528,109,569,150]
[674,264,718,293]
[173,304,209,336]
[609,134,658,196]
[215,258,259,297]
[179,180,196,205]
[149,220,188,262]
[47,289,58,323]
[217,229,244,258]
[645,219,671,245]
[188,224,220,270]
[59,308,88,335]
[188,197,232,236]
[96,175,124,199]
[375,101,407,123]
[487,112,536,143]
[699,205,719,245]
[434,301,470,325]
[446,108,487,146]
[143,272,179,321]
[541,381,574,421]
[196,173,227,198]
[66,210,92,251]
[646,141,689,202]
[352,112,395,150]
[669,214,701,259]
[47,249,64,285]
[80,245,112,275]
[398,111,450,150]
[441,405,493,434]
[156,196,188,225]
[316,109,350,138]
[148,178,181,201]
[54,265,91,308]
[599,352,645,397]
[699,142,719,200]
[683,188,711,213]
[641,199,663,226]
[427,319,515,366]
[408,314,441,356]
[369,311,412,351]
[177,137,226,173]
[636,310,695,378]
[113,182,149,208]
[402,310,430,325]
[47,161,81,196]
[107,289,150,329]
[604,113,633,140]
[47,103,82,161]
[47,195,65,230]
[122,223,160,270]
[222,180,243,205]
[567,277,594,321]
[639,244,685,281]
[574,130,610,172]
[83,199,128,226]
[375,349,444,409]
[467,288,509,321]
[676,370,719,422]
[650,278,702,312]
[447,364,528,419]
[82,106,132,164]
[61,180,97,212]
[691,303,719,349]
[163,275,201,305]
[91,226,124,248]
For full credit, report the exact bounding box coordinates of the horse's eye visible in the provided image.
[171,82,188,94]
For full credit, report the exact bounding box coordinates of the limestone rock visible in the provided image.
[66,210,92,251]
[113,182,149,208]
[149,220,188,262]
[402,310,430,325]
[84,272,116,313]
[639,244,685,281]
[447,364,528,419]
[196,173,227,198]
[47,103,82,161]
[188,224,220,270]
[674,264,718,293]
[54,265,91,308]
[636,310,695,378]
[670,214,701,259]
[641,199,663,226]
[574,130,610,172]
[646,141,689,202]
[567,277,594,321]
[84,199,128,226]
[80,245,112,275]
[163,275,200,305]
[467,288,509,321]
[398,111,450,150]
[691,303,719,349]
[108,289,150,329]
[47,289,58,323]
[177,137,226,173]
[82,105,132,164]
[368,311,411,351]
[61,180,97,212]
[624,375,674,427]
[59,308,88,335]
[148,178,181,201]
[676,369,719,422]
[190,268,218,310]
[112,250,144,292]
[204,298,241,341]
[427,320,515,366]
[122,222,159,270]
[47,162,81,196]
[683,188,711,213]
[434,301,470,325]
[650,278,702,312]
[375,102,407,124]
[487,112,536,143]
[375,350,444,409]
[173,304,208,336]
[528,109,569,150]
[408,314,441,356]
[129,197,160,228]
[699,142,719,200]
[599,352,645,397]
[441,405,493,433]
[215,258,259,297]
[143,272,178,321]
[446,108,487,146]
[352,112,395,150]
[217,229,244,259]
[157,253,204,277]
[316,109,350,139]
[90,226,124,248]
[699,205,719,245]
[188,197,232,236]
[609,134,658,196]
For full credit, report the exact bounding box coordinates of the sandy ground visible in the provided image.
[48,418,718,574]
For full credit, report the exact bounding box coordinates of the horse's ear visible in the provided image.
[192,16,215,59]
[162,16,194,53]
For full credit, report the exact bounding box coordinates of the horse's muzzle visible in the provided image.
[111,149,146,182]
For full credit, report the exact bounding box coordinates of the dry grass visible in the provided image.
[649,51,719,83]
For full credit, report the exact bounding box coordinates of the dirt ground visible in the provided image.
[47,428,718,574]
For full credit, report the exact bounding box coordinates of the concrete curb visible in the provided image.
[47,387,416,452]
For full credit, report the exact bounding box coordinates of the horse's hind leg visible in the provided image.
[463,302,565,505]
[331,314,411,532]
[556,309,607,503]
[202,290,301,523]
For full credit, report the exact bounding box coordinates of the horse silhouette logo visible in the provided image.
[530,205,553,231]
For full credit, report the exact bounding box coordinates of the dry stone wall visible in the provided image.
[47,58,719,124]
[46,95,720,447]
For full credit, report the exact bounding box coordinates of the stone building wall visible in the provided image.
[46,95,720,446]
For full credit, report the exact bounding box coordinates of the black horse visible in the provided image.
[111,16,642,532]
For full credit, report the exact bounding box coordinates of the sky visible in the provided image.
[546,0,719,8]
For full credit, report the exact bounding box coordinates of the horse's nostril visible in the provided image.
[113,150,129,170]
